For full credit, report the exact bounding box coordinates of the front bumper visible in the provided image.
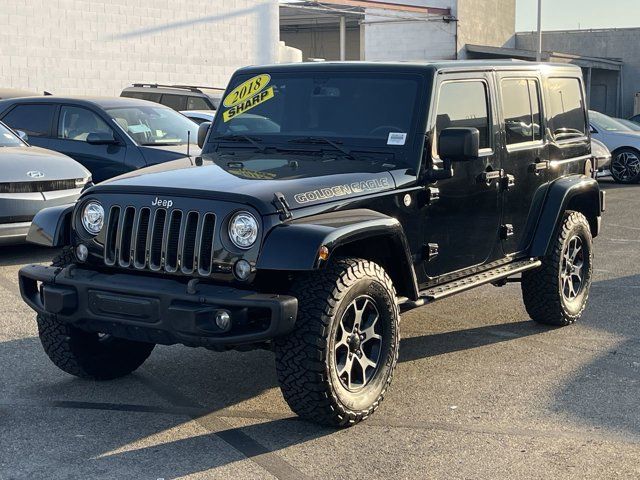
[19,265,297,348]
[0,222,30,245]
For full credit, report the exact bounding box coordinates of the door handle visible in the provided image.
[529,158,548,174]
[478,168,503,184]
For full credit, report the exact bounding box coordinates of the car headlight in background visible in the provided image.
[81,201,104,235]
[75,175,92,188]
[228,211,258,249]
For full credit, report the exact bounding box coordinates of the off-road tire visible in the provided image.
[610,147,640,184]
[274,257,400,427]
[36,247,155,380]
[522,211,593,326]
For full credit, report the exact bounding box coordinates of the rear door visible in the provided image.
[497,73,549,255]
[0,103,56,149]
[48,105,128,183]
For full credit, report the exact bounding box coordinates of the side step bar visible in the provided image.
[400,259,542,310]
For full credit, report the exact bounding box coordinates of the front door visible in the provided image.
[49,105,128,183]
[421,74,502,281]
[497,74,549,255]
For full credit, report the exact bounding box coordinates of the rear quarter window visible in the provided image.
[547,77,586,141]
[2,104,56,137]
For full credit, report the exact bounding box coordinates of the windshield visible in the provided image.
[211,72,421,154]
[106,105,198,146]
[590,110,634,132]
[0,122,24,147]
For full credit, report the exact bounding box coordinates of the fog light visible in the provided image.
[215,310,231,331]
[76,244,88,262]
[234,259,252,280]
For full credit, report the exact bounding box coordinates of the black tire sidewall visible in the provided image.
[557,219,593,318]
[327,277,398,412]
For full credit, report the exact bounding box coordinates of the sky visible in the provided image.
[516,0,640,31]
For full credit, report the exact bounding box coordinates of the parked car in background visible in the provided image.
[0,97,200,183]
[589,110,640,183]
[121,84,224,112]
[628,114,640,125]
[181,110,215,125]
[591,138,611,177]
[0,121,90,244]
[614,117,640,131]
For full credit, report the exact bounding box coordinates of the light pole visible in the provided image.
[536,0,542,61]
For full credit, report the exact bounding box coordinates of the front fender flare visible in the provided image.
[257,209,419,298]
[529,175,602,257]
[27,204,74,247]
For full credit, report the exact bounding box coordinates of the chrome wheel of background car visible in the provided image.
[611,151,640,182]
[334,295,383,392]
[561,235,585,301]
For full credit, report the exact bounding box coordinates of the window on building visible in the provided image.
[58,106,113,141]
[435,81,491,149]
[547,77,586,140]
[2,104,55,137]
[501,78,542,145]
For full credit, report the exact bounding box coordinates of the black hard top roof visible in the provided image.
[237,60,582,75]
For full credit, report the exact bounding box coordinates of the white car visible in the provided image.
[590,110,640,183]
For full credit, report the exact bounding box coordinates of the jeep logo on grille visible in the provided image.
[151,197,173,208]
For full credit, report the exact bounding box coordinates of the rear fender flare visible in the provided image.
[529,175,602,257]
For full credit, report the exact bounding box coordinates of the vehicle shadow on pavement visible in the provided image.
[0,244,60,267]
[551,273,640,439]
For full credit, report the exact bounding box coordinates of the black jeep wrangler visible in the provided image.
[19,61,604,427]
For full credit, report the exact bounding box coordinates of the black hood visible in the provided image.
[91,151,405,215]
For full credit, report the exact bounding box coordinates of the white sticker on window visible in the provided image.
[387,132,407,145]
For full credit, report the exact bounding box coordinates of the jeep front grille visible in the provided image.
[104,206,216,276]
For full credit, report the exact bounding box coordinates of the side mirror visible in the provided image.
[197,121,211,149]
[15,130,28,142]
[438,127,480,162]
[86,131,118,145]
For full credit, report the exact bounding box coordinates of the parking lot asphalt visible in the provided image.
[0,178,639,479]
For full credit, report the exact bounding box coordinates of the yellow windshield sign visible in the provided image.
[223,74,271,108]
[222,86,274,122]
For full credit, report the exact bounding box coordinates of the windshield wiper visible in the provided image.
[212,134,265,152]
[287,136,352,158]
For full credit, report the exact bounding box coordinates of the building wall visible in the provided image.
[362,0,515,62]
[0,0,280,96]
[281,27,361,61]
[363,0,457,61]
[516,29,640,117]
[456,0,515,57]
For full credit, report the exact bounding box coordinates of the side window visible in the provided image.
[501,78,542,145]
[436,81,491,150]
[186,96,210,110]
[160,94,185,111]
[547,77,586,140]
[58,106,112,142]
[2,104,55,137]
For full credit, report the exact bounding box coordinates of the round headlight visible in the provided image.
[228,211,258,249]
[81,201,104,235]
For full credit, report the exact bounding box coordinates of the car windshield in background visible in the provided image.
[212,72,421,148]
[0,123,24,147]
[106,105,198,146]
[590,110,634,132]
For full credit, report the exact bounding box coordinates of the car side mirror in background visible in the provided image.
[197,121,211,149]
[15,130,28,142]
[86,132,118,145]
[438,127,480,162]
